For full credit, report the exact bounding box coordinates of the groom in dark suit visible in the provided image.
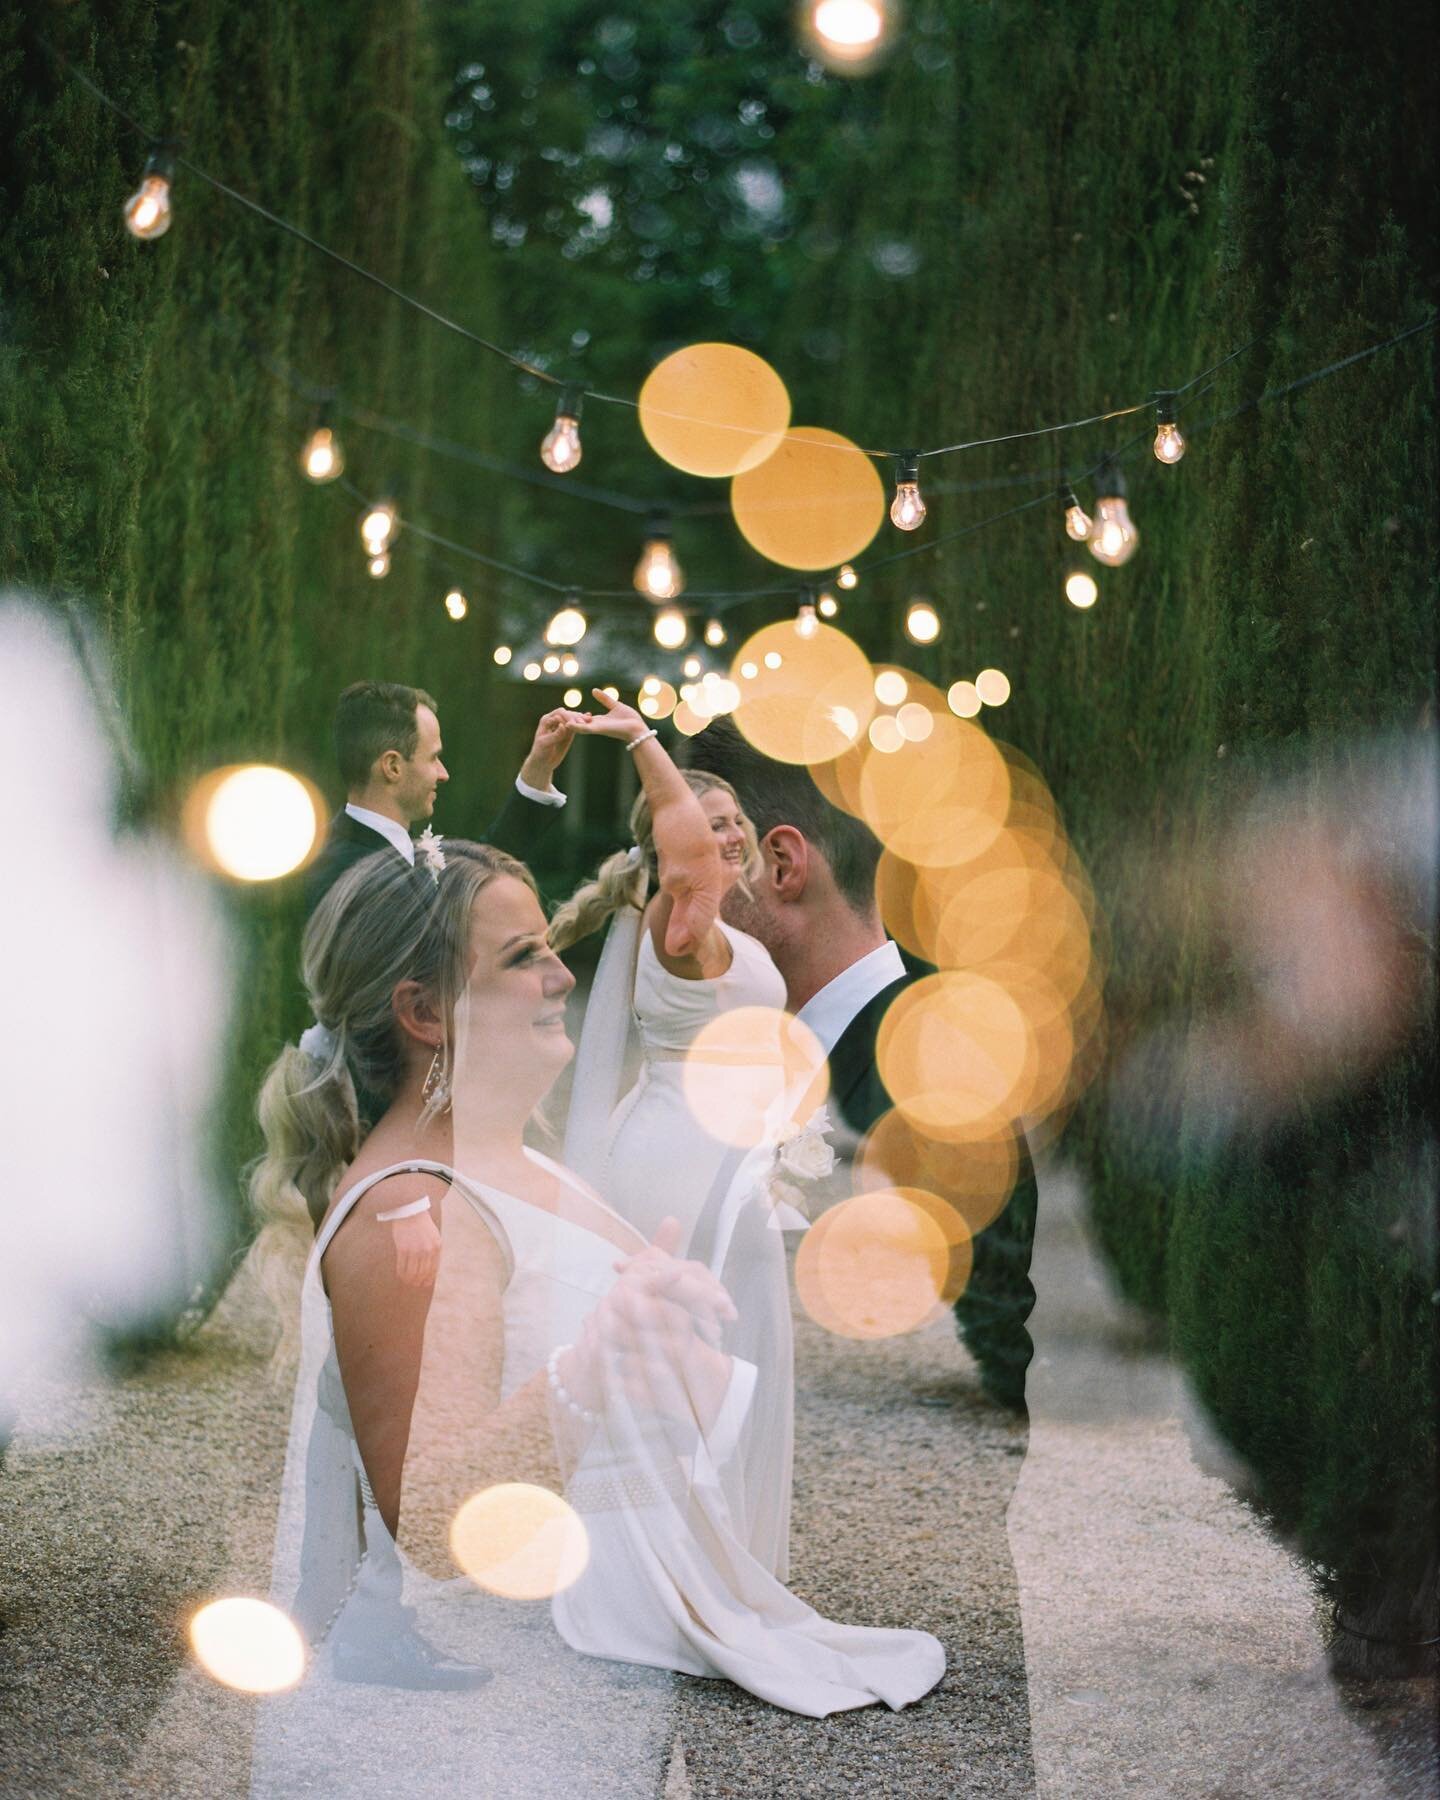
[305,680,579,915]
[686,718,1038,1408]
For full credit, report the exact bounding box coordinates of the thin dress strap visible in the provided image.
[314,1159,455,1263]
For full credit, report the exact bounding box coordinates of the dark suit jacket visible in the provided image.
[303,784,562,918]
[825,968,1039,1412]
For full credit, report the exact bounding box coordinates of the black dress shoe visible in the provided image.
[333,1624,494,1691]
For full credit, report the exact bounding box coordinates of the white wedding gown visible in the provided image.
[596,917,790,1249]
[257,1148,943,1793]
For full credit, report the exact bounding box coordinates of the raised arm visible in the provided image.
[576,690,722,959]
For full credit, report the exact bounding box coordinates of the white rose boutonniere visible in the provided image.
[765,1106,836,1223]
[416,826,446,883]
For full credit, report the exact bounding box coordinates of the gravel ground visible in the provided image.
[1,1167,1434,1798]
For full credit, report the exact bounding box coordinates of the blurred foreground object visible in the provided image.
[0,596,228,1412]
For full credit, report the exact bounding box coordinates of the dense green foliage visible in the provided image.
[3,0,1434,1651]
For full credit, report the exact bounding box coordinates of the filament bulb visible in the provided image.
[360,501,399,553]
[890,457,926,531]
[300,426,344,483]
[493,645,513,665]
[367,553,390,579]
[904,601,941,644]
[560,654,580,677]
[653,607,689,650]
[1152,394,1186,464]
[544,603,588,647]
[837,564,859,590]
[443,589,468,620]
[1087,462,1139,567]
[540,387,584,473]
[806,0,890,70]
[817,591,839,618]
[123,150,175,241]
[795,601,819,639]
[634,520,684,601]
[703,618,727,647]
[1065,572,1099,609]
[1061,489,1092,541]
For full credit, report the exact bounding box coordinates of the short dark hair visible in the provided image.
[333,681,438,789]
[683,717,882,916]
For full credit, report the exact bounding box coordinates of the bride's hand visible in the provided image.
[571,690,650,743]
[613,1218,737,1339]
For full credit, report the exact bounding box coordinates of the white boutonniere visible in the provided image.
[766,1106,836,1219]
[416,826,446,883]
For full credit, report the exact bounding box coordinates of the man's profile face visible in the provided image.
[393,704,448,824]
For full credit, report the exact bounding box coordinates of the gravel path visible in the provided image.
[1,1168,1433,1797]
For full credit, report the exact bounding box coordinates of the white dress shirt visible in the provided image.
[514,774,566,808]
[793,939,907,1058]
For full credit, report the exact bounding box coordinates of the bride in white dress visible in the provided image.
[247,705,942,1793]
[548,696,795,1252]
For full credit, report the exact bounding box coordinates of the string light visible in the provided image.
[634,513,684,601]
[817,589,839,618]
[837,563,859,589]
[890,456,927,531]
[443,588,467,620]
[367,552,390,578]
[123,147,175,240]
[560,654,580,677]
[1088,459,1139,566]
[300,423,344,483]
[683,655,703,678]
[904,600,941,644]
[540,386,584,474]
[542,653,561,674]
[544,601,588,647]
[704,618,727,647]
[1061,487,1092,541]
[493,644,513,665]
[805,0,890,68]
[795,600,819,639]
[360,500,399,554]
[975,668,1011,706]
[563,686,583,706]
[653,607,689,650]
[1065,571,1099,609]
[1152,391,1186,464]
[947,679,981,718]
[523,661,542,681]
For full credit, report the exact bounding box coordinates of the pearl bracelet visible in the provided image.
[546,1345,601,1426]
[624,727,659,753]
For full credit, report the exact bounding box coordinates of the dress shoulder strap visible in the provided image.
[315,1159,456,1263]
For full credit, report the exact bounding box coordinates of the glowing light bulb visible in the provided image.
[1088,461,1139,566]
[763,651,783,670]
[634,516,684,600]
[493,645,513,665]
[890,456,926,531]
[740,660,759,679]
[641,676,661,697]
[523,662,542,681]
[795,602,819,639]
[1152,393,1186,464]
[367,553,390,578]
[806,0,890,67]
[904,600,941,644]
[123,151,175,241]
[683,655,702,678]
[975,668,1011,706]
[817,591,839,618]
[300,426,344,483]
[947,680,982,718]
[542,653,561,674]
[544,604,588,647]
[653,607,688,650]
[874,670,908,705]
[599,686,619,701]
[444,589,468,620]
[360,501,398,553]
[540,387,584,473]
[704,618,727,647]
[837,563,859,589]
[1065,572,1098,609]
[563,686,583,707]
[1061,488,1092,541]
[560,654,580,677]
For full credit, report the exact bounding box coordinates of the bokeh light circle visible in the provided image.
[189,1598,306,1693]
[856,1110,1020,1238]
[795,1189,967,1339]
[877,970,1034,1142]
[730,427,886,570]
[682,1007,829,1148]
[730,619,876,765]
[450,1483,590,1600]
[183,764,325,883]
[639,343,791,478]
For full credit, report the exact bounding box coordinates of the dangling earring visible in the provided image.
[421,1047,450,1112]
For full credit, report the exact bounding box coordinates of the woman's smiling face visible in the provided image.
[700,787,752,892]
[455,874,575,1102]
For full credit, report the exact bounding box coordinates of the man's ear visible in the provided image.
[765,825,810,903]
[377,748,405,788]
[392,979,441,1049]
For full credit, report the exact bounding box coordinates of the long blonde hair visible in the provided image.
[247,841,534,1356]
[547,770,759,952]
